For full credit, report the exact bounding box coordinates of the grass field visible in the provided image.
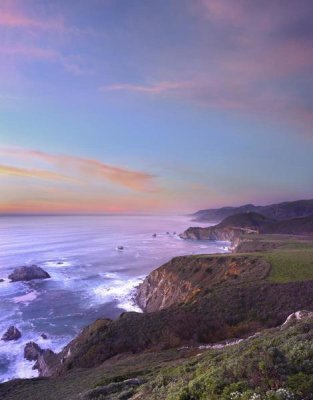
[190,235,313,284]
[241,235,313,283]
[265,249,313,283]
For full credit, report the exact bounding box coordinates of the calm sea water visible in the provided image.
[0,215,227,382]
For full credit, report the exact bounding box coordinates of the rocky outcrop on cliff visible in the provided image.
[48,278,313,377]
[136,255,270,312]
[179,225,252,241]
[135,266,195,312]
[180,212,313,247]
[24,342,59,376]
[180,212,274,243]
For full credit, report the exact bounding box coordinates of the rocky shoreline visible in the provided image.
[1,201,313,399]
[24,250,313,378]
[4,212,313,381]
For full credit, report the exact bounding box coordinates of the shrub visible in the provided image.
[287,372,313,397]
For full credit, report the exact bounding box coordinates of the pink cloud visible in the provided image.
[102,81,189,94]
[0,2,65,32]
[0,164,75,182]
[199,0,247,25]
[1,147,157,192]
[0,12,64,31]
[0,2,104,36]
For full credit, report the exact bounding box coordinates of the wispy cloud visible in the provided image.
[0,2,106,36]
[0,8,65,31]
[0,45,59,60]
[1,147,157,192]
[0,164,74,182]
[0,44,91,77]
[101,81,189,94]
[98,1,313,132]
[199,0,247,25]
[0,2,95,78]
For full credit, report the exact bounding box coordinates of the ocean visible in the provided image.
[0,215,227,382]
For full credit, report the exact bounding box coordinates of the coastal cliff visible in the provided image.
[179,212,269,242]
[44,235,313,378]
[2,234,313,399]
[179,213,313,251]
[179,225,254,241]
[136,255,270,312]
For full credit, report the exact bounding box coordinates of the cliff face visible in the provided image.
[179,225,256,242]
[51,276,313,376]
[180,213,313,246]
[135,267,195,312]
[136,255,270,312]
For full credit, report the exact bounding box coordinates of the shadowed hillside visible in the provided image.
[193,199,313,222]
[181,213,313,242]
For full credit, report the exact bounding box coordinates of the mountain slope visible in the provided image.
[180,213,313,242]
[261,215,313,235]
[1,314,313,400]
[193,199,313,222]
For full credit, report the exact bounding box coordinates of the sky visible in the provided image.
[0,0,312,214]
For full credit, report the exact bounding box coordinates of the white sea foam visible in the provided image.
[102,272,118,279]
[0,332,37,383]
[12,290,39,305]
[11,359,38,380]
[93,277,144,313]
[0,330,70,383]
[43,260,72,268]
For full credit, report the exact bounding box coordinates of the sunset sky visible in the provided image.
[0,0,312,214]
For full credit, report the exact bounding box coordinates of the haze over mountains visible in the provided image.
[193,199,313,223]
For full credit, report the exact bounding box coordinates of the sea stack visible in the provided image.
[9,265,51,282]
[1,326,22,341]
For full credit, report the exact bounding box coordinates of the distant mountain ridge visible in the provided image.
[181,213,313,241]
[217,211,274,228]
[193,199,313,222]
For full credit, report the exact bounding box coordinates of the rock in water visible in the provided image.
[1,326,22,341]
[24,342,42,361]
[9,265,51,282]
[24,342,58,376]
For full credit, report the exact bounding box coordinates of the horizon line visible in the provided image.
[0,212,189,217]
